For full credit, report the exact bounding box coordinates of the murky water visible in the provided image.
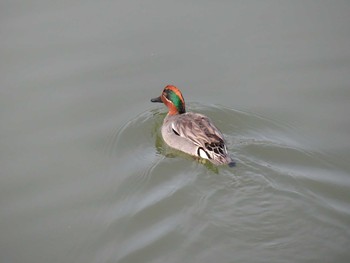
[1,1,350,263]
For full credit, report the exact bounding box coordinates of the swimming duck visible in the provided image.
[151,85,235,167]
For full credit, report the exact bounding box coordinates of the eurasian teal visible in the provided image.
[151,85,235,167]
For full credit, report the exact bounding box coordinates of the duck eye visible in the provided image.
[163,89,170,98]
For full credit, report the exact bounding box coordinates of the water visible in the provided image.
[1,1,350,262]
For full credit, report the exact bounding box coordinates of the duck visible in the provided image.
[151,85,235,167]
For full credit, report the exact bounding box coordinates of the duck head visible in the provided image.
[151,85,186,115]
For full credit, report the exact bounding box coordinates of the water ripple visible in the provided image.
[103,104,350,262]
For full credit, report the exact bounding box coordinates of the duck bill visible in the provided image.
[151,96,163,103]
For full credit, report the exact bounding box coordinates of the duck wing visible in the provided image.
[171,113,230,162]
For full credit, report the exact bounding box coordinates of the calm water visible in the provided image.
[1,1,350,262]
